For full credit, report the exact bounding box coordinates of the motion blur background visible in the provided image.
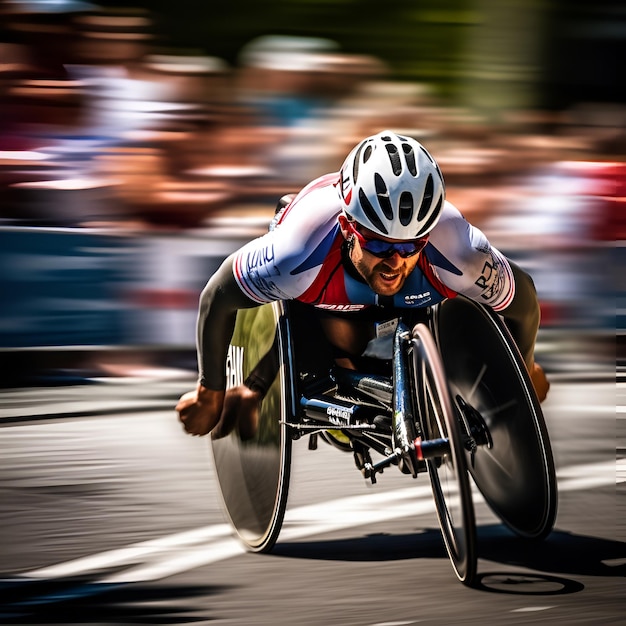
[0,0,623,384]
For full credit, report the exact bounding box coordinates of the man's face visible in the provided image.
[339,216,423,296]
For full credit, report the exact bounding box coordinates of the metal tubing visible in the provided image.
[300,395,381,427]
[392,322,421,477]
[414,437,449,460]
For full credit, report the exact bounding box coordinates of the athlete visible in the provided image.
[177,130,549,437]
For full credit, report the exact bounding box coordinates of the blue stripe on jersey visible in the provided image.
[290,225,340,275]
[424,243,463,276]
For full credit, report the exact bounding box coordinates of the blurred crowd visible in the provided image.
[0,0,623,380]
[1,0,624,237]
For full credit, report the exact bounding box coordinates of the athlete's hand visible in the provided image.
[176,385,225,436]
[212,384,263,441]
[529,361,550,403]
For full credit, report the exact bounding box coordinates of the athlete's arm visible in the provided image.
[499,260,549,401]
[197,253,259,390]
[499,259,539,369]
[427,204,549,401]
[176,253,260,436]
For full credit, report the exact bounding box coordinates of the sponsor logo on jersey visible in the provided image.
[245,244,275,272]
[475,257,505,302]
[404,291,432,305]
[315,303,366,311]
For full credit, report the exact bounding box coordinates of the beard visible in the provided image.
[355,257,412,296]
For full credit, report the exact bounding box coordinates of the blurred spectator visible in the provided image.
[0,6,622,369]
[0,0,104,224]
[0,2,243,228]
[235,35,393,186]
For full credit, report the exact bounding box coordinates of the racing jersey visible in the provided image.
[232,173,515,313]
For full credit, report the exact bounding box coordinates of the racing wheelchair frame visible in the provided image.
[209,296,557,586]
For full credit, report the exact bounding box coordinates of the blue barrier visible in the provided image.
[0,227,136,348]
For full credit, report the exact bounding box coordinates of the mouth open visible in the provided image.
[379,271,400,282]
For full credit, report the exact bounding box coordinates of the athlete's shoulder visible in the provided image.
[430,201,469,233]
[426,200,515,311]
[428,201,487,254]
[232,172,343,304]
[275,172,341,229]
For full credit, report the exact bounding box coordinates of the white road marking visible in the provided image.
[19,460,618,584]
[26,524,233,580]
[371,622,420,626]
[19,484,437,584]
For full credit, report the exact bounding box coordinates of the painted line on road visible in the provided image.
[17,459,620,586]
[25,523,233,580]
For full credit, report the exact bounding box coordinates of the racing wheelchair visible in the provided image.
[209,296,557,585]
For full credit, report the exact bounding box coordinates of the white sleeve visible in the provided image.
[232,181,341,303]
[232,229,316,303]
[427,203,515,311]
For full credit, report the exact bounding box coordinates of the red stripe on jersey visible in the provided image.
[492,264,515,311]
[418,253,458,300]
[233,252,267,303]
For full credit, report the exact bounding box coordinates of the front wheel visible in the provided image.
[411,323,477,585]
[209,302,292,552]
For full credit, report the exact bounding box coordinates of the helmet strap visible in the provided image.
[346,235,355,253]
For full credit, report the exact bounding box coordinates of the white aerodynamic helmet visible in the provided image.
[338,130,445,239]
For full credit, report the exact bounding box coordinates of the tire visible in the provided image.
[412,323,477,585]
[432,296,557,540]
[209,301,293,552]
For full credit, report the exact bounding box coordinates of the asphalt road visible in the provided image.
[0,375,623,625]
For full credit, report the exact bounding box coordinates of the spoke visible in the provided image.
[480,446,514,478]
[467,363,487,403]
[480,398,518,419]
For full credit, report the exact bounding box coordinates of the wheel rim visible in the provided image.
[210,303,291,552]
[413,325,476,584]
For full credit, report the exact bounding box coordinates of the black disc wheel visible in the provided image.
[433,296,557,540]
[210,302,293,552]
[412,323,477,585]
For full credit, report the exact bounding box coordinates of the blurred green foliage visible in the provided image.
[102,0,474,97]
[98,0,623,107]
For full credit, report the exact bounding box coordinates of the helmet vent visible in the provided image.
[363,145,373,163]
[374,173,393,220]
[402,144,417,176]
[399,191,413,226]
[419,193,443,235]
[385,144,402,175]
[417,174,434,221]
[359,188,388,234]
[353,141,367,183]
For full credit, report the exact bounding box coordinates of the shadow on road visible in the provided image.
[476,524,626,579]
[272,524,626,593]
[0,579,225,624]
